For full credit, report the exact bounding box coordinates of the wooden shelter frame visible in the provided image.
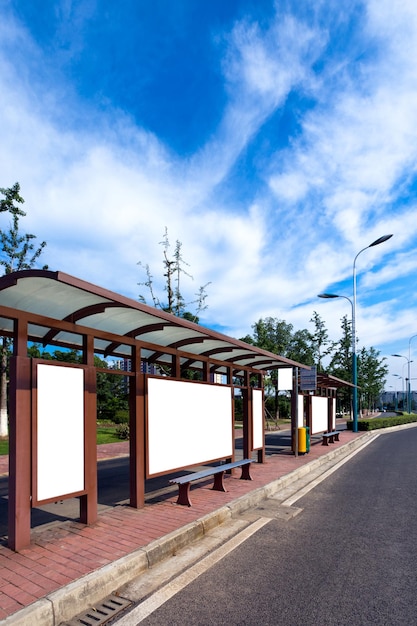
[0,270,307,551]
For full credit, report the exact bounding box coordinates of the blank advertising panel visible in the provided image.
[36,364,85,501]
[252,389,263,450]
[311,395,328,434]
[277,368,293,391]
[298,395,304,427]
[147,378,233,476]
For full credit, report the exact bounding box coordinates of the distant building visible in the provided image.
[380,390,417,411]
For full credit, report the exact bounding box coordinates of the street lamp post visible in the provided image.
[393,373,405,410]
[319,234,392,433]
[351,235,392,431]
[408,335,417,414]
[393,370,407,410]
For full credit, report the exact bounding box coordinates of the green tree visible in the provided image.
[138,227,210,322]
[27,344,53,360]
[0,183,48,437]
[309,311,335,372]
[94,356,129,422]
[244,317,316,366]
[0,214,47,275]
[357,346,388,414]
[243,317,294,355]
[0,183,25,218]
[52,349,81,363]
[288,328,315,365]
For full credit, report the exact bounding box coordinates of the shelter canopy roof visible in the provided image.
[316,372,355,389]
[0,270,308,373]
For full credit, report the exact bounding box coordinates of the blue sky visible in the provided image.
[1,0,417,391]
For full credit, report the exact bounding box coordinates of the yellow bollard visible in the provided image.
[298,427,307,454]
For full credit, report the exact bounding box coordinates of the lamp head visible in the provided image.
[392,354,403,358]
[369,234,393,247]
[318,293,340,299]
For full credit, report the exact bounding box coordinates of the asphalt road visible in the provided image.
[134,427,417,626]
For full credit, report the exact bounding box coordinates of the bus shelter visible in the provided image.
[0,270,308,551]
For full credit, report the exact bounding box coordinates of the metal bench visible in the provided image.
[169,459,253,507]
[322,431,340,446]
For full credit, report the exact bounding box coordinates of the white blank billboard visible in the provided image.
[277,368,293,390]
[311,396,328,434]
[298,394,304,427]
[331,398,336,430]
[36,364,84,501]
[147,378,233,476]
[252,389,263,450]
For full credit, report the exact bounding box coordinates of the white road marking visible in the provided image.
[114,517,271,624]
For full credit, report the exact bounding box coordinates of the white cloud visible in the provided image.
[266,1,417,257]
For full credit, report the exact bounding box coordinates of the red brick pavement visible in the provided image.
[0,429,361,621]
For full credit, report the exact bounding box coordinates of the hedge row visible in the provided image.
[346,414,417,431]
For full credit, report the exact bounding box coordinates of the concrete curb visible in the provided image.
[0,429,397,626]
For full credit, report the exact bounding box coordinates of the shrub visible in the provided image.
[116,424,130,440]
[346,414,417,431]
[112,409,129,425]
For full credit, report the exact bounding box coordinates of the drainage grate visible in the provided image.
[62,594,132,626]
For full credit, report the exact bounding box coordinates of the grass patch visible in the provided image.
[96,426,120,445]
[0,440,8,455]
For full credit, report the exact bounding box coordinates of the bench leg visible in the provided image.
[322,437,329,446]
[176,483,192,507]
[334,433,340,441]
[213,471,227,492]
[240,464,253,481]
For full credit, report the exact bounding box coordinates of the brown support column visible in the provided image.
[227,367,235,465]
[306,394,312,434]
[130,346,145,508]
[291,367,299,456]
[8,354,31,551]
[202,360,209,383]
[328,395,334,432]
[257,373,266,463]
[257,386,266,464]
[80,335,97,524]
[172,354,180,379]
